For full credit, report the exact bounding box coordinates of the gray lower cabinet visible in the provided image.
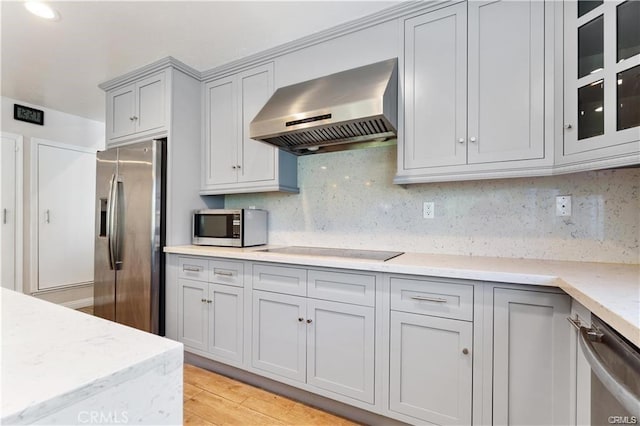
[492,287,571,425]
[388,275,474,425]
[251,264,376,404]
[177,257,245,365]
[171,255,576,425]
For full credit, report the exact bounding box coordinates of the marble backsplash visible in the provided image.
[225,146,639,264]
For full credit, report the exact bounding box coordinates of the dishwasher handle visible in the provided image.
[578,326,640,416]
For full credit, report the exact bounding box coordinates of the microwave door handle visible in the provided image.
[106,174,116,270]
[579,326,640,416]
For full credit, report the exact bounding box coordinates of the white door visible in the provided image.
[251,290,306,382]
[107,83,136,140]
[209,283,243,363]
[389,311,473,425]
[135,72,166,134]
[37,142,95,290]
[493,288,571,426]
[0,133,22,291]
[238,63,276,184]
[306,299,375,403]
[402,3,468,170]
[178,279,209,351]
[204,76,238,186]
[467,0,545,164]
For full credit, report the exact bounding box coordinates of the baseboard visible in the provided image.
[60,297,93,309]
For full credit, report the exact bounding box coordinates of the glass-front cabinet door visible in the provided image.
[564,0,640,156]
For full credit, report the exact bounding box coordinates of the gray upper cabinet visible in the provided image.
[201,63,298,195]
[560,0,640,172]
[106,70,168,144]
[396,0,552,184]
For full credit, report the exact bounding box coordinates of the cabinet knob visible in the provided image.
[232,165,237,169]
[129,117,135,121]
[458,138,465,144]
[306,319,313,324]
[298,317,304,322]
[236,165,241,169]
[201,298,207,303]
[469,137,477,143]
[133,116,138,121]
[207,299,212,304]
[564,124,573,130]
[462,348,469,355]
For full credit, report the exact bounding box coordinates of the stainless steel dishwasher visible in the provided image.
[570,314,640,424]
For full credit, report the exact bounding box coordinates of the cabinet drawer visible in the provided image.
[178,257,208,282]
[252,264,307,296]
[390,277,473,321]
[210,260,244,287]
[308,270,376,307]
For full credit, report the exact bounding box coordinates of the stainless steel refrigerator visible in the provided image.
[94,139,165,335]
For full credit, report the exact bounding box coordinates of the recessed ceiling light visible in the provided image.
[24,1,60,21]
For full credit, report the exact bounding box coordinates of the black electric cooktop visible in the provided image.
[257,246,403,262]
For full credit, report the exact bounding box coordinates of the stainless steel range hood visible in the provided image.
[250,58,397,155]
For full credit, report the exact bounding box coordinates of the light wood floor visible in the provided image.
[184,363,358,426]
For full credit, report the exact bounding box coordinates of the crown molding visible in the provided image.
[98,56,201,90]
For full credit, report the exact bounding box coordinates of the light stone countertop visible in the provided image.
[0,288,183,425]
[165,245,640,348]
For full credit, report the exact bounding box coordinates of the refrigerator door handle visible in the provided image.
[113,177,124,269]
[107,174,117,270]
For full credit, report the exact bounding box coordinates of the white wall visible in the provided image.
[1,96,105,304]
[225,146,640,264]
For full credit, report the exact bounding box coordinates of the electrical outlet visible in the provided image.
[423,201,434,219]
[556,195,572,216]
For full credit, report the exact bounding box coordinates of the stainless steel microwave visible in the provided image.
[192,209,268,247]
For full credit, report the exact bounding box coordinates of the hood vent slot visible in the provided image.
[265,118,394,151]
[250,59,398,155]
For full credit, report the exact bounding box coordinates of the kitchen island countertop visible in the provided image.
[0,288,183,425]
[165,245,640,348]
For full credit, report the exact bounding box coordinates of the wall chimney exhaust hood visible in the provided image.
[250,58,398,155]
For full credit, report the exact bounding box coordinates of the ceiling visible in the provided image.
[1,1,397,122]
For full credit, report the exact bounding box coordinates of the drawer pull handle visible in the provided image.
[183,265,202,272]
[410,296,447,303]
[214,270,234,277]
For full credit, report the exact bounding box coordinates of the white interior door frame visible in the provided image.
[1,132,24,292]
[30,138,96,294]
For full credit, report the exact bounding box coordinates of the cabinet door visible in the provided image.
[389,311,472,425]
[135,72,166,134]
[306,299,375,403]
[107,83,136,140]
[178,279,208,351]
[238,63,276,184]
[251,290,306,382]
[467,0,545,164]
[208,283,243,363]
[37,144,95,290]
[493,288,571,426]
[204,76,238,186]
[563,1,640,156]
[402,3,467,170]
